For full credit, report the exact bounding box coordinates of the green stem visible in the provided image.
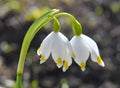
[53,16,60,33]
[16,9,59,88]
[55,12,76,21]
[55,12,82,36]
[16,73,22,88]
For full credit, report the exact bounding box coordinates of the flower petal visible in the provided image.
[51,32,72,69]
[79,62,86,71]
[70,36,89,71]
[62,42,73,72]
[63,57,72,72]
[97,56,105,67]
[39,55,45,64]
[37,32,54,63]
[51,32,66,68]
[81,34,105,66]
[81,34,99,55]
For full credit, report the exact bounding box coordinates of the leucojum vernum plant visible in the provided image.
[16,9,105,88]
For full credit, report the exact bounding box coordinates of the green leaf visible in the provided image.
[16,9,59,88]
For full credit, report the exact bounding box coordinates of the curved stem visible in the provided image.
[16,9,59,88]
[52,16,60,33]
[55,12,76,21]
[55,12,82,36]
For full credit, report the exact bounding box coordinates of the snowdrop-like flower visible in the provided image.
[37,32,72,72]
[70,34,105,71]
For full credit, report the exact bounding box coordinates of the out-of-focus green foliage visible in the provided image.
[0,42,17,54]
[7,0,22,12]
[31,80,38,88]
[26,48,36,59]
[110,1,120,13]
[95,6,103,15]
[0,0,25,12]
[0,0,24,18]
[61,78,69,88]
[24,7,50,21]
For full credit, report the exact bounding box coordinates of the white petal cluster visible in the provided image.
[37,32,105,72]
[37,32,72,72]
[70,34,105,71]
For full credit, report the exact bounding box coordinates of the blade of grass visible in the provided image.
[16,9,59,88]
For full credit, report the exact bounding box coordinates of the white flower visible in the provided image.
[70,34,105,71]
[37,32,72,72]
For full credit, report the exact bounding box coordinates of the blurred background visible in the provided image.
[0,0,120,88]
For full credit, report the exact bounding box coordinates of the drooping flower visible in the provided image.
[37,32,72,72]
[70,34,105,71]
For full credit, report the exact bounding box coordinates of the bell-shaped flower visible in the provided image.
[70,34,105,71]
[37,32,72,72]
